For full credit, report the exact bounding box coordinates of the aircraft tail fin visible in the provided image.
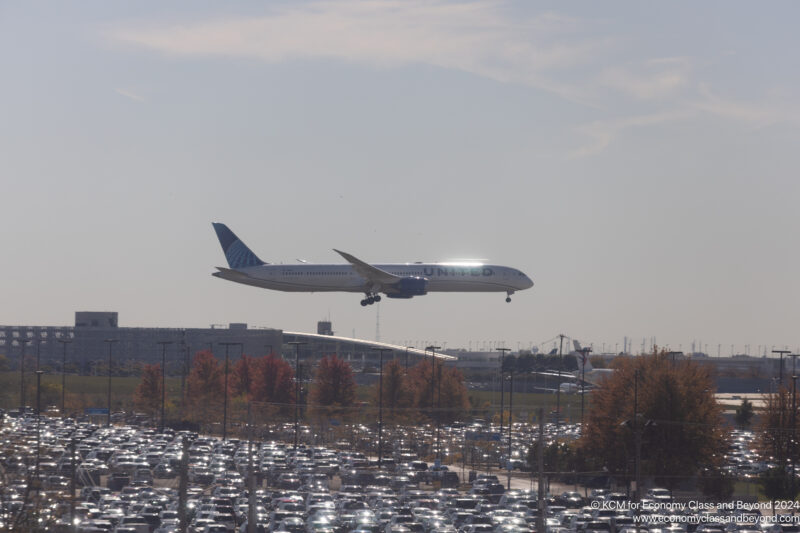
[212,223,266,268]
[573,340,594,371]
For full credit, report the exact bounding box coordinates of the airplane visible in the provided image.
[559,382,580,394]
[211,223,534,306]
[531,341,615,391]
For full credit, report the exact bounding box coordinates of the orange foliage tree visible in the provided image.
[578,349,728,490]
[436,366,470,423]
[134,363,162,418]
[758,385,799,464]
[251,354,295,412]
[309,354,356,419]
[406,359,469,423]
[407,358,437,413]
[230,354,257,398]
[186,350,224,419]
[373,359,413,423]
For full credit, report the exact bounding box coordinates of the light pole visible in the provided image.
[219,342,242,441]
[104,339,118,426]
[288,341,307,452]
[625,369,657,533]
[774,350,790,384]
[58,338,72,416]
[497,348,510,433]
[426,345,441,455]
[578,347,592,425]
[19,338,32,413]
[787,353,800,491]
[36,370,44,491]
[157,341,174,433]
[373,348,393,468]
[507,367,514,490]
[247,402,256,533]
[69,438,77,533]
[625,370,654,502]
[437,359,443,462]
[633,369,641,502]
[557,335,566,431]
[425,345,441,462]
[180,342,189,419]
[792,373,798,507]
[790,354,800,383]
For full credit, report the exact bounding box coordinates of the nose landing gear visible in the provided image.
[506,290,514,303]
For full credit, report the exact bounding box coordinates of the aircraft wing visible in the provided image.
[334,249,401,285]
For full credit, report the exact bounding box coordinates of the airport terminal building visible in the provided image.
[0,312,782,393]
[0,311,448,376]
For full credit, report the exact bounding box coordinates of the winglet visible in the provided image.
[212,223,266,268]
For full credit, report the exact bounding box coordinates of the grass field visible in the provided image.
[0,371,183,413]
[0,371,590,424]
[467,389,590,423]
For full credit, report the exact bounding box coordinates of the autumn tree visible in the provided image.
[760,466,799,502]
[309,354,356,419]
[186,350,224,420]
[251,354,295,413]
[407,358,437,415]
[527,440,581,475]
[372,360,412,423]
[134,363,162,418]
[757,386,799,466]
[230,354,257,398]
[436,366,470,423]
[407,359,469,423]
[578,349,728,491]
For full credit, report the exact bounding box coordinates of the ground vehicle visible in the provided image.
[118,515,150,533]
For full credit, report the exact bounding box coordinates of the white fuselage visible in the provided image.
[214,262,533,294]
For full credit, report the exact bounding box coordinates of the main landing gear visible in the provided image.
[506,290,514,303]
[360,294,382,306]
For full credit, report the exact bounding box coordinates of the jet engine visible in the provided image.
[385,277,428,298]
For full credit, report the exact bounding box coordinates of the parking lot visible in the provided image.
[0,413,786,533]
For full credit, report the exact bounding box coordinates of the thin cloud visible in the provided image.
[107,1,796,156]
[693,83,796,127]
[115,88,145,102]
[109,1,607,104]
[572,110,692,158]
[599,57,691,100]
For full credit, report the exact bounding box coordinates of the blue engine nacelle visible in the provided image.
[386,277,428,298]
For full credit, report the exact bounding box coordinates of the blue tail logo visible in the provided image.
[212,223,266,268]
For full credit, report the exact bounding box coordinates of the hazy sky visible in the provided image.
[2,1,799,355]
